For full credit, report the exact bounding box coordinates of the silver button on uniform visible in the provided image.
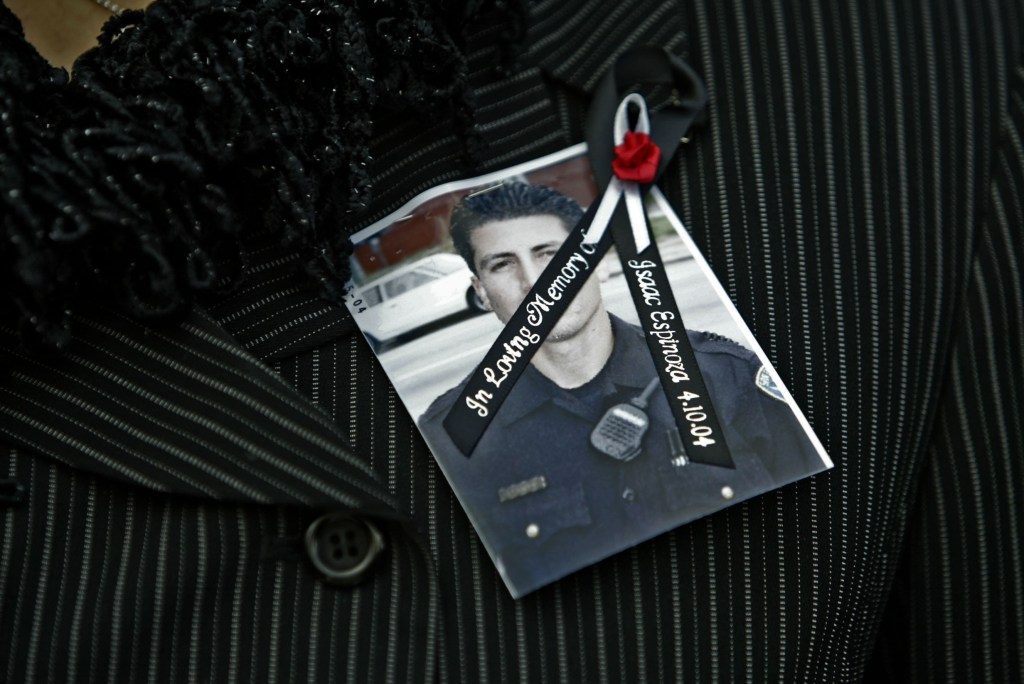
[305,513,384,585]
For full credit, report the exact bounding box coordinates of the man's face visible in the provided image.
[469,214,606,342]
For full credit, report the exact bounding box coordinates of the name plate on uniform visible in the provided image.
[344,145,832,599]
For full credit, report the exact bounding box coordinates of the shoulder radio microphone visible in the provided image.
[590,377,661,461]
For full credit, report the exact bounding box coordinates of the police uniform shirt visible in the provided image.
[420,314,823,596]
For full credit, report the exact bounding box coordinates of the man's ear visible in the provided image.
[471,275,493,311]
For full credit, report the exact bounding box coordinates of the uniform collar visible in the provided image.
[495,314,656,427]
[601,314,660,390]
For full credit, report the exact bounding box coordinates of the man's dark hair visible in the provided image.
[449,181,584,274]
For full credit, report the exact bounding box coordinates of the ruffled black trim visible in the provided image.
[1,0,521,350]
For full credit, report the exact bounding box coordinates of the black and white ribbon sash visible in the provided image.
[443,48,733,468]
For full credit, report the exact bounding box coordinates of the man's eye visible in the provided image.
[488,258,513,272]
[538,249,557,262]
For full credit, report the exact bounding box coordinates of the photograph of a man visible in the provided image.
[418,181,825,597]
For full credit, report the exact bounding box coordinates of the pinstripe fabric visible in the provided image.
[203,233,358,363]
[2,0,1024,681]
[871,63,1024,682]
[0,451,433,683]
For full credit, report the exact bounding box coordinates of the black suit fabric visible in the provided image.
[2,0,1023,682]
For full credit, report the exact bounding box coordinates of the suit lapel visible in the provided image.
[202,227,359,363]
[0,304,395,513]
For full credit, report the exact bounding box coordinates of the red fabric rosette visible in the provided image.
[612,131,661,183]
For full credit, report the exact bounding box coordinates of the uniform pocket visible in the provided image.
[492,480,592,546]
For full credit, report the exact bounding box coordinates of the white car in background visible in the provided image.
[353,253,487,351]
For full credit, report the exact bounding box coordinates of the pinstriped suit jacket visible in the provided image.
[2,0,1023,681]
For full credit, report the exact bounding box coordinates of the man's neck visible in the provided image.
[7,0,154,71]
[530,312,615,389]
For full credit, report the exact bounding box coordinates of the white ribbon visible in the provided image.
[582,93,653,253]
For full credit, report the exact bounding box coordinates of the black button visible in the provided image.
[305,513,384,585]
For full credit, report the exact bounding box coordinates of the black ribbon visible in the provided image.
[443,47,733,468]
[604,195,735,469]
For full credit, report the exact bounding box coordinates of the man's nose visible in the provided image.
[519,257,544,293]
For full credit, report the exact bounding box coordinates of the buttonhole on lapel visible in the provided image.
[260,536,305,562]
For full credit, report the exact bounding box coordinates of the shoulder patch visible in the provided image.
[755,366,787,403]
